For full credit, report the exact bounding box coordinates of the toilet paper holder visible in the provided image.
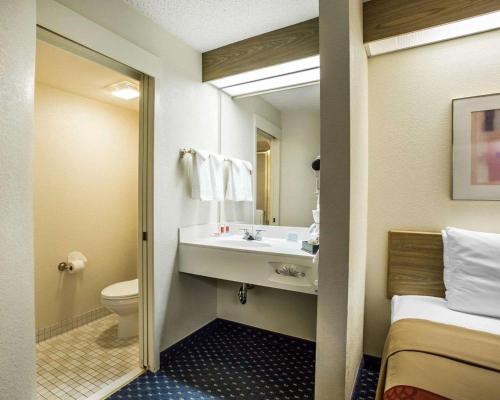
[58,262,71,271]
[57,251,87,273]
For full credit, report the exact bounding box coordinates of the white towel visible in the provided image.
[191,149,213,201]
[226,158,253,201]
[209,153,225,201]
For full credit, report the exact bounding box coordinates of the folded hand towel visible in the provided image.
[226,158,253,202]
[209,153,225,201]
[191,149,213,201]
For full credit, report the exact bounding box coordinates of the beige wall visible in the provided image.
[217,281,317,341]
[316,0,368,398]
[45,0,220,364]
[366,29,500,356]
[0,1,37,398]
[280,111,320,227]
[316,0,350,394]
[48,0,315,360]
[34,82,138,329]
[345,0,368,395]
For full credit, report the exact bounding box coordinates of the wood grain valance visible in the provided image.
[364,0,500,43]
[202,18,319,82]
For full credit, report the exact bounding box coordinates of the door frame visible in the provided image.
[138,74,155,370]
[253,115,282,226]
[35,26,156,371]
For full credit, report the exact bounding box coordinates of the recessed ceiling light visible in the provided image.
[366,10,500,57]
[107,81,140,100]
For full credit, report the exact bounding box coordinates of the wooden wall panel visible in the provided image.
[364,0,500,43]
[387,231,445,299]
[202,18,319,82]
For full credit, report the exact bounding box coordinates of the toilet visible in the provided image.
[101,278,139,339]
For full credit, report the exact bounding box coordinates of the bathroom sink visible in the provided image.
[179,224,317,295]
[213,238,272,248]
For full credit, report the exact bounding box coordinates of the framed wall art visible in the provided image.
[453,93,500,200]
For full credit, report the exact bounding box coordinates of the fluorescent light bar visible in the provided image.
[107,81,140,100]
[223,68,320,97]
[366,10,500,57]
[211,55,320,89]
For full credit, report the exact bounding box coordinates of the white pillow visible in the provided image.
[442,227,500,319]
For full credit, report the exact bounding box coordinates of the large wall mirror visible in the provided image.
[220,83,320,229]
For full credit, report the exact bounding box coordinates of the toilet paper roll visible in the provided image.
[67,259,85,274]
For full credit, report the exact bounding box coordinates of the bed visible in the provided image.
[376,231,500,400]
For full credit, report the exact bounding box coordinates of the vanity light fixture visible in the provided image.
[366,10,500,57]
[210,55,320,98]
[107,81,140,100]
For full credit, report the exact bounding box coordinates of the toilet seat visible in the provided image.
[101,278,138,300]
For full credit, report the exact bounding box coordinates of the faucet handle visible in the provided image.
[255,229,265,240]
[240,228,251,239]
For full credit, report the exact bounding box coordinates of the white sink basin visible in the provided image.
[214,238,272,248]
[192,234,310,256]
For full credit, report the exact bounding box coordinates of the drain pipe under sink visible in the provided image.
[238,283,254,304]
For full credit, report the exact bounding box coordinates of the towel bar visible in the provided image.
[179,148,252,174]
[179,148,196,157]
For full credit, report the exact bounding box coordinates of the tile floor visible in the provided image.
[109,319,316,399]
[36,314,140,400]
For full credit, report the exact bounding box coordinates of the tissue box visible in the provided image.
[301,241,319,254]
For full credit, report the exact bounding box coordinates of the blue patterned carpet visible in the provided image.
[352,356,380,400]
[110,319,316,399]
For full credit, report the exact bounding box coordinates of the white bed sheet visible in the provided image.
[391,295,500,336]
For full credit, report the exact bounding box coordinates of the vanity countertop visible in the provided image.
[180,227,314,260]
[179,224,317,295]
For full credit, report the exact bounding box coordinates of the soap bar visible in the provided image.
[301,241,319,254]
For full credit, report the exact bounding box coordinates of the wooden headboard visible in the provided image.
[387,231,445,299]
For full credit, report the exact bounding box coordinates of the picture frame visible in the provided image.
[452,93,500,200]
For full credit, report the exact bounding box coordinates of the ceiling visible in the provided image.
[36,40,139,111]
[260,84,320,113]
[122,0,319,52]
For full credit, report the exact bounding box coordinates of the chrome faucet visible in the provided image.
[241,228,265,241]
[241,229,252,240]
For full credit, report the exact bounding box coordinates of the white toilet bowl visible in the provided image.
[101,278,139,339]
